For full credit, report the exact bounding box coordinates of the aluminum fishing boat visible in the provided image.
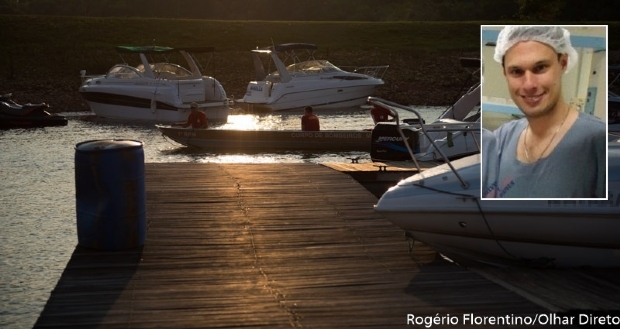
[157,125,371,152]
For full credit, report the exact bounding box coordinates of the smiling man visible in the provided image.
[484,25,606,198]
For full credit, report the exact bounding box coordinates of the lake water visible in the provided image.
[0,106,444,328]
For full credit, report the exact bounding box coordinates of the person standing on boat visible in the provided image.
[483,25,606,198]
[173,102,209,129]
[301,106,320,131]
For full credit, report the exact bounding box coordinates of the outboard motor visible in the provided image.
[370,122,419,161]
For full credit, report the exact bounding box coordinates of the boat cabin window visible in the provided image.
[106,65,142,79]
[462,105,481,122]
[263,60,343,82]
[265,72,281,83]
[286,60,341,74]
[133,63,193,80]
[151,63,192,78]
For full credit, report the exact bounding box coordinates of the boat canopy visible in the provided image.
[115,46,215,54]
[116,46,174,54]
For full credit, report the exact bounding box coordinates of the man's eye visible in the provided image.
[508,68,523,76]
[533,64,548,73]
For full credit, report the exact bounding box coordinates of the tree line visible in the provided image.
[1,0,617,21]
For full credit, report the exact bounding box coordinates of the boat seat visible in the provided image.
[156,72,178,80]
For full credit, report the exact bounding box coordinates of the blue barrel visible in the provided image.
[75,139,146,250]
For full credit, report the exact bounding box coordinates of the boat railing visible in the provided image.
[79,70,102,83]
[341,65,389,79]
[367,97,480,189]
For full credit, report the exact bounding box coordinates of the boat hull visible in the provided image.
[241,82,381,112]
[370,121,481,162]
[375,149,620,268]
[158,126,372,151]
[0,114,68,129]
[80,91,229,123]
[380,205,620,267]
[410,231,620,268]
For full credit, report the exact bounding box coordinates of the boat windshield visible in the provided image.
[150,63,192,78]
[285,60,342,74]
[135,63,193,79]
[106,65,143,79]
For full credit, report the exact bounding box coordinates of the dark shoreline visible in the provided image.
[2,16,618,112]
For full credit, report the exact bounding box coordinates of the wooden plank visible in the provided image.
[323,160,437,173]
[34,163,576,328]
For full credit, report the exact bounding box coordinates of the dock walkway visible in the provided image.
[33,163,618,328]
[323,160,438,197]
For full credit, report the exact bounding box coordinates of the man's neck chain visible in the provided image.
[523,104,570,162]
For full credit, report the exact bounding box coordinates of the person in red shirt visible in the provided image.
[370,105,395,124]
[301,106,320,131]
[173,102,209,129]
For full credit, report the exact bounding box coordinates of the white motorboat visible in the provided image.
[370,98,620,268]
[79,46,230,123]
[238,43,388,112]
[370,58,481,162]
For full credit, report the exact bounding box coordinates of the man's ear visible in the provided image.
[559,53,568,70]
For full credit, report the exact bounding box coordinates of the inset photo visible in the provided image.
[481,25,608,199]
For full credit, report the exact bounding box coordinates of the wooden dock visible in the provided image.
[33,163,620,328]
[323,160,439,197]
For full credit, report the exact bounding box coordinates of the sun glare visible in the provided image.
[200,154,299,164]
[217,114,260,130]
[216,114,286,130]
